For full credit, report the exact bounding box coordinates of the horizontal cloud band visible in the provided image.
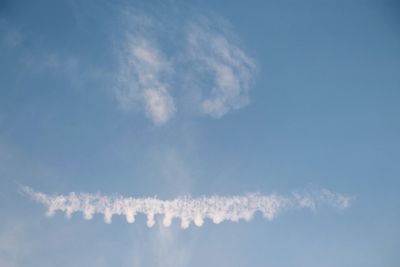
[21,186,352,229]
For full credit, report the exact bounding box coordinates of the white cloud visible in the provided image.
[143,87,175,125]
[22,186,353,229]
[113,11,257,124]
[115,32,176,125]
[186,18,257,118]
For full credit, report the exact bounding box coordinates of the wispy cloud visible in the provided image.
[113,11,257,124]
[130,224,191,267]
[187,18,257,118]
[21,186,353,229]
[115,33,176,125]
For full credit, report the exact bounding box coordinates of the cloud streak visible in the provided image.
[21,186,352,229]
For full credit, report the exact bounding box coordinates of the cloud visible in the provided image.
[130,224,191,267]
[21,186,353,229]
[114,16,176,125]
[186,18,257,118]
[113,11,257,124]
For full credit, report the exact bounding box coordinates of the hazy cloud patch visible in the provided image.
[186,18,257,117]
[113,11,257,125]
[115,33,175,125]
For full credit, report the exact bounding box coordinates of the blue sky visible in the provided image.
[0,0,399,266]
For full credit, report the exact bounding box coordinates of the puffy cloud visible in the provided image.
[22,186,353,229]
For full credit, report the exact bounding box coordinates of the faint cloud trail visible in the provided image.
[21,186,353,229]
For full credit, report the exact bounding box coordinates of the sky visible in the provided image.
[0,0,399,266]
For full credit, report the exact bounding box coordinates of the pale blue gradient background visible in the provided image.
[0,0,399,266]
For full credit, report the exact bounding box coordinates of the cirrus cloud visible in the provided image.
[113,11,257,125]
